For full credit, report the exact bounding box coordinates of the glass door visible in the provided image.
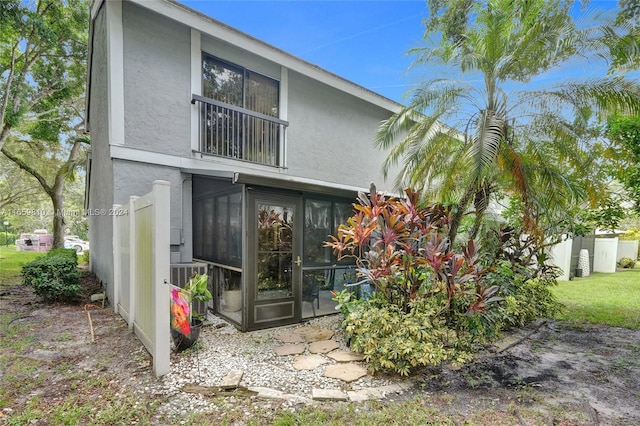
[247,191,302,330]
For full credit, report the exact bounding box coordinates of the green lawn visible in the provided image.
[0,246,42,285]
[552,267,640,329]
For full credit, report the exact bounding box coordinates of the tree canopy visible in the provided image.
[0,0,87,151]
[376,0,640,242]
[607,114,640,213]
[1,0,89,247]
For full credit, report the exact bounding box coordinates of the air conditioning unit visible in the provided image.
[170,263,210,317]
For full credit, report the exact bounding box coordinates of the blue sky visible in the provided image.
[181,0,628,105]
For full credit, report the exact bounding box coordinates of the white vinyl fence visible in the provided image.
[113,181,170,377]
[548,237,572,281]
[617,240,639,262]
[593,237,619,273]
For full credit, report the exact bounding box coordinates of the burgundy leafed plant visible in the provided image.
[325,189,500,322]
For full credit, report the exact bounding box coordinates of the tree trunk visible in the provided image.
[447,182,477,245]
[469,185,491,240]
[2,137,83,249]
[51,191,66,249]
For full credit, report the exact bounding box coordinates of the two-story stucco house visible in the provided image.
[86,0,401,331]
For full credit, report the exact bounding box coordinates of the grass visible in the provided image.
[552,266,640,329]
[0,245,42,285]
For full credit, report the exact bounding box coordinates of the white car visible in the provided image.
[64,236,90,253]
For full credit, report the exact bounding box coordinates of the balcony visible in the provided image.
[192,94,289,167]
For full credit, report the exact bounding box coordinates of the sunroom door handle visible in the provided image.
[294,256,301,266]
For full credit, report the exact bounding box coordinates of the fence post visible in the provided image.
[128,195,139,332]
[112,204,122,314]
[152,180,170,377]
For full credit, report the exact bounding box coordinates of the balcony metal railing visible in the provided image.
[192,94,289,167]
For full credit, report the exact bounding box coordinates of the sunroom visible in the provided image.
[191,175,358,331]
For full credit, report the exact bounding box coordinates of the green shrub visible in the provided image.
[48,248,78,261]
[618,257,636,269]
[328,191,562,376]
[482,258,561,329]
[22,250,80,303]
[81,249,90,264]
[342,295,473,375]
[0,232,17,246]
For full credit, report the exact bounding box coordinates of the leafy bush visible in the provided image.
[618,257,636,269]
[343,295,473,375]
[481,227,562,329]
[327,190,561,375]
[22,249,80,303]
[48,248,78,261]
[485,262,561,329]
[0,232,17,246]
[326,190,504,374]
[619,227,640,241]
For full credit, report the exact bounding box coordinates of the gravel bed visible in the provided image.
[153,314,404,417]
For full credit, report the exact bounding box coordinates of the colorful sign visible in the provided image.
[170,284,192,337]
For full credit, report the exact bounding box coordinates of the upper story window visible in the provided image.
[202,54,279,118]
[194,54,287,167]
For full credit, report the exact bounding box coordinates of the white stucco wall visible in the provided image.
[118,2,399,194]
[90,0,406,295]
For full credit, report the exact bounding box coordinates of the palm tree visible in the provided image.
[375,0,640,243]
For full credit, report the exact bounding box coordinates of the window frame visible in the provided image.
[201,53,280,118]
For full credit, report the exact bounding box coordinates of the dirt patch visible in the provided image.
[0,273,160,424]
[417,321,640,424]
[1,273,640,424]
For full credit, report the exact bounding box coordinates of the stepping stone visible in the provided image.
[312,388,348,401]
[295,325,319,335]
[309,340,340,354]
[273,332,304,343]
[347,388,382,402]
[327,350,364,362]
[220,370,244,389]
[274,344,306,356]
[247,386,285,399]
[248,386,312,404]
[324,363,368,382]
[303,328,335,342]
[293,354,328,370]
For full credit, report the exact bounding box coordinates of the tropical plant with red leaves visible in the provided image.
[326,189,500,324]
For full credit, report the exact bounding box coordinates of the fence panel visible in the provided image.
[134,201,153,346]
[548,237,572,281]
[110,181,171,377]
[617,240,639,262]
[593,237,619,273]
[113,205,131,322]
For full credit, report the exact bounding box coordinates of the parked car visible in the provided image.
[64,236,90,253]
